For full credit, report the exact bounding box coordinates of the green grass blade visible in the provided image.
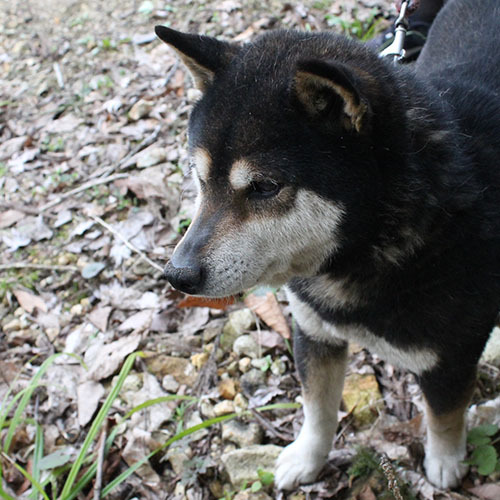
[1,453,50,500]
[29,422,44,500]
[59,351,142,499]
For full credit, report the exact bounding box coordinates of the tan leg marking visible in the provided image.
[275,347,347,490]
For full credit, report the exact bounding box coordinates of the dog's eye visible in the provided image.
[249,180,281,198]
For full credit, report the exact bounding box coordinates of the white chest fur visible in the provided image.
[286,288,438,375]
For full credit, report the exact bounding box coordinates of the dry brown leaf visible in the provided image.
[177,295,235,310]
[244,291,290,339]
[13,289,47,313]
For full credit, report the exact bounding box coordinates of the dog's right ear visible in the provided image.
[155,26,238,92]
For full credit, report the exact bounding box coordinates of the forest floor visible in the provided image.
[1,0,500,499]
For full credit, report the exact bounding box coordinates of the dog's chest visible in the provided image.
[286,283,439,375]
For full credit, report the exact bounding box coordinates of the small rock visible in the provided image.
[270,357,286,376]
[221,308,255,350]
[343,373,383,427]
[481,327,500,366]
[200,400,215,419]
[233,334,260,359]
[240,369,266,394]
[251,357,270,371]
[185,411,208,441]
[166,444,192,475]
[70,304,83,316]
[191,352,210,370]
[214,400,235,416]
[162,374,180,393]
[221,444,282,488]
[121,373,143,393]
[234,393,248,412]
[145,354,197,386]
[239,357,252,373]
[3,318,21,332]
[219,378,237,400]
[222,420,263,447]
[128,99,153,121]
[136,147,166,168]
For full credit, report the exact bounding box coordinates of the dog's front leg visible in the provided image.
[419,365,475,489]
[275,323,348,490]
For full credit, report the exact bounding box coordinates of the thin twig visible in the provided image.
[0,263,79,272]
[249,407,293,442]
[94,124,163,179]
[94,424,108,500]
[38,173,128,213]
[88,214,164,273]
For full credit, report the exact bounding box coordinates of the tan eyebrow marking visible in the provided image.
[229,159,255,190]
[192,148,211,183]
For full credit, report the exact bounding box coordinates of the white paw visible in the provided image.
[424,453,468,489]
[275,437,328,490]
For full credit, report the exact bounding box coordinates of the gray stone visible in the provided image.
[233,334,260,359]
[128,99,153,121]
[166,444,192,475]
[221,445,282,488]
[161,374,180,393]
[222,420,263,447]
[221,309,255,350]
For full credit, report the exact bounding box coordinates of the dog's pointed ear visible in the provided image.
[292,59,370,133]
[155,26,238,92]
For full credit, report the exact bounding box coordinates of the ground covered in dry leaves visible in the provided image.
[1,0,500,499]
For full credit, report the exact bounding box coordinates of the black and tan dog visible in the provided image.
[157,0,500,490]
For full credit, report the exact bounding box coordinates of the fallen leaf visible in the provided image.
[88,306,112,332]
[178,307,210,334]
[86,333,141,381]
[244,289,290,339]
[0,209,24,229]
[77,380,105,427]
[13,289,47,313]
[177,295,235,310]
[118,309,153,332]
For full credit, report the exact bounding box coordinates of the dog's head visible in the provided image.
[156,27,397,297]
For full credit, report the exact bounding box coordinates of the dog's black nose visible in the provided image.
[164,260,203,295]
